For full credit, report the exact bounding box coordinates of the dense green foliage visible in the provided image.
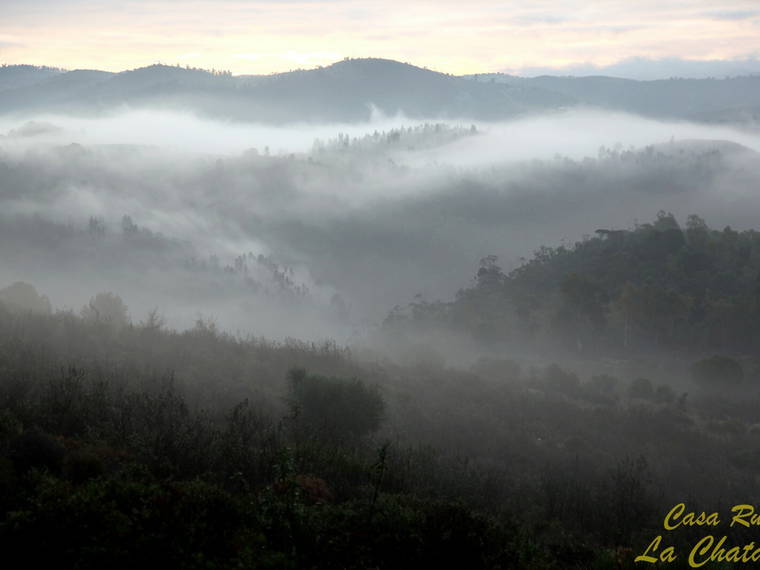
[387,213,760,356]
[6,216,760,567]
[3,300,760,568]
[691,355,745,387]
[287,369,385,442]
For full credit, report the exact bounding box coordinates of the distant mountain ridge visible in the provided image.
[466,72,760,122]
[1,58,759,125]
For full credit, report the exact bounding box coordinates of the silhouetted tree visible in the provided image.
[81,292,129,328]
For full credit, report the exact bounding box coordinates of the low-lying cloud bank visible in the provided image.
[1,107,760,344]
[507,56,760,80]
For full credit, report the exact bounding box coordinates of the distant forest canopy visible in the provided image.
[4,210,759,360]
[1,114,759,342]
[385,212,760,355]
[311,123,478,154]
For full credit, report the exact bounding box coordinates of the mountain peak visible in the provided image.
[324,57,448,76]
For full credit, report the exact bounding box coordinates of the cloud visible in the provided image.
[2,107,760,339]
[506,13,572,26]
[703,10,759,21]
[1,0,759,75]
[508,56,760,80]
[233,51,343,67]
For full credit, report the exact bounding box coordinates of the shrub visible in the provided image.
[8,431,65,474]
[691,355,744,388]
[471,357,521,382]
[63,449,105,484]
[541,364,581,396]
[287,369,385,442]
[654,384,675,404]
[1,475,254,570]
[0,282,52,315]
[628,378,654,400]
[80,292,130,328]
[587,374,617,395]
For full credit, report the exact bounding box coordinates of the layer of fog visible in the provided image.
[0,108,434,157]
[3,107,760,163]
[508,56,760,81]
[412,109,760,168]
[2,107,760,347]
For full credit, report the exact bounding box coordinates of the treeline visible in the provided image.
[386,212,760,357]
[0,64,64,72]
[311,123,478,154]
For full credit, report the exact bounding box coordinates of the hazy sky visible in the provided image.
[1,0,759,75]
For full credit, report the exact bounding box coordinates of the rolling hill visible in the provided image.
[1,58,760,125]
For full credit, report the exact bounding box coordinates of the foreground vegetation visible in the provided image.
[4,215,760,567]
[2,292,760,568]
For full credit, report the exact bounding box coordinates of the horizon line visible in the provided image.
[3,56,760,81]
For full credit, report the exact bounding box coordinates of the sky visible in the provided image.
[1,0,759,77]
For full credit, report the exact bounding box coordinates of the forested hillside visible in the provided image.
[4,220,760,567]
[6,1,760,567]
[386,213,760,358]
[3,60,760,125]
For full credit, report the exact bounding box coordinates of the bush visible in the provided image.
[287,369,385,442]
[691,355,744,388]
[8,431,65,474]
[654,384,675,404]
[1,475,255,570]
[63,449,105,484]
[541,364,580,396]
[587,374,617,395]
[80,292,130,328]
[628,378,654,400]
[0,282,51,315]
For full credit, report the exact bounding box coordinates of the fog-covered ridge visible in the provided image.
[2,106,760,342]
[6,55,760,570]
[2,58,760,126]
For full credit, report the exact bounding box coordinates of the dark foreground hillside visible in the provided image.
[3,261,760,568]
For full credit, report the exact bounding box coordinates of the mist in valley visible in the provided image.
[3,105,760,346]
[5,58,760,568]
